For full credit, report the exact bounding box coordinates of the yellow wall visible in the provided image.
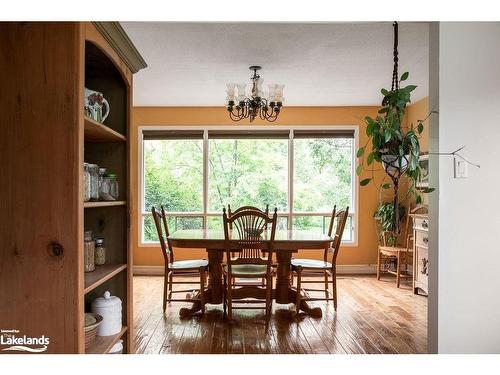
[132,102,428,268]
[406,97,429,152]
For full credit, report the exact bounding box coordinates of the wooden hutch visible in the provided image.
[0,22,146,353]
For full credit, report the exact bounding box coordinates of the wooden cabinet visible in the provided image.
[412,214,429,295]
[0,22,146,354]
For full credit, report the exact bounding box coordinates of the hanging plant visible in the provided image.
[357,22,433,234]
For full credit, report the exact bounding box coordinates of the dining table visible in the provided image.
[167,229,334,318]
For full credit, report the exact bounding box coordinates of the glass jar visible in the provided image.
[83,163,91,202]
[89,164,100,201]
[94,238,106,266]
[107,173,119,200]
[98,167,107,200]
[100,174,114,201]
[84,230,95,272]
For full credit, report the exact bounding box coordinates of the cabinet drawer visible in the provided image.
[415,230,429,248]
[414,217,429,231]
[415,246,429,283]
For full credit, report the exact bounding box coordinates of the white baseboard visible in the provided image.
[133,264,376,276]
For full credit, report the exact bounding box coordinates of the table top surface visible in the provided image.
[168,229,333,243]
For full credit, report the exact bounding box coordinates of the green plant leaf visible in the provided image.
[356,164,363,176]
[417,122,424,134]
[378,107,389,114]
[416,194,422,204]
[381,183,391,189]
[401,72,409,81]
[384,129,392,143]
[404,85,417,92]
[422,187,435,193]
[367,152,375,166]
[360,178,372,186]
[356,146,365,158]
[381,88,389,96]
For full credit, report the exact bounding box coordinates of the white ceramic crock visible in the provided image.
[91,291,122,336]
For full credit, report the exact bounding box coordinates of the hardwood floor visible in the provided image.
[133,275,427,354]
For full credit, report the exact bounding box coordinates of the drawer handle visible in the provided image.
[421,258,428,275]
[422,237,429,244]
[422,221,428,229]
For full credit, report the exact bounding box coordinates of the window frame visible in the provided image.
[138,125,359,247]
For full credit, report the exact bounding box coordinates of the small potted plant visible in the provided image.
[374,201,406,246]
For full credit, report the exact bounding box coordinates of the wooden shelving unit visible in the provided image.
[2,22,144,354]
[84,116,127,142]
[86,326,128,354]
[84,264,127,294]
[84,201,127,208]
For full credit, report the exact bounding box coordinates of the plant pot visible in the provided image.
[381,153,410,178]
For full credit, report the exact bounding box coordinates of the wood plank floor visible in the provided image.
[133,275,427,354]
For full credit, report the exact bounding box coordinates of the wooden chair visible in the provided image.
[151,206,208,313]
[227,204,270,286]
[291,207,349,312]
[376,204,429,288]
[222,207,278,320]
[227,204,269,229]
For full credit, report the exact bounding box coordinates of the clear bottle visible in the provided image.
[98,167,107,200]
[89,164,99,201]
[94,238,106,266]
[83,163,91,202]
[107,173,119,200]
[84,230,95,272]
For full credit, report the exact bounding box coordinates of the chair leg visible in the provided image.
[377,249,381,280]
[295,267,302,315]
[324,270,329,298]
[396,252,401,288]
[332,268,337,311]
[168,272,173,299]
[227,274,233,321]
[199,267,205,315]
[163,270,169,312]
[266,273,272,319]
[223,274,227,317]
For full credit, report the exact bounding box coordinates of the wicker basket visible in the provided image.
[84,313,103,349]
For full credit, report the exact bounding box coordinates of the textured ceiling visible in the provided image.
[121,22,429,106]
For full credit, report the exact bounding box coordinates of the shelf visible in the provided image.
[84,200,126,208]
[84,264,127,294]
[84,117,126,142]
[86,326,127,354]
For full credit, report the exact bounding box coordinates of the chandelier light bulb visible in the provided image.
[226,83,236,102]
[236,83,247,102]
[225,66,284,123]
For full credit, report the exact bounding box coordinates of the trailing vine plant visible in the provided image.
[357,22,434,234]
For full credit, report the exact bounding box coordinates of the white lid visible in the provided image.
[91,291,122,309]
[109,339,123,353]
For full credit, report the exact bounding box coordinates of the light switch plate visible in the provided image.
[454,157,468,178]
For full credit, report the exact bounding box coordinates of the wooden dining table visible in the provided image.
[167,229,333,318]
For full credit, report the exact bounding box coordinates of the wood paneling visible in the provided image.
[0,22,83,353]
[133,275,427,354]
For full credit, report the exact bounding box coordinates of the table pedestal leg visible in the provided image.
[275,251,323,318]
[179,250,224,317]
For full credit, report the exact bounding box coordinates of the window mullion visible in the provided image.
[288,130,294,230]
[203,129,209,229]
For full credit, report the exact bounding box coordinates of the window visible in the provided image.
[141,127,357,244]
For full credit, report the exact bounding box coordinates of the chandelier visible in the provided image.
[225,66,284,123]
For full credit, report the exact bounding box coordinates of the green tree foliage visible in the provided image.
[142,136,353,241]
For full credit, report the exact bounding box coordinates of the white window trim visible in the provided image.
[138,125,360,247]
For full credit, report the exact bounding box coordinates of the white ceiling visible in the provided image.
[121,22,429,106]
